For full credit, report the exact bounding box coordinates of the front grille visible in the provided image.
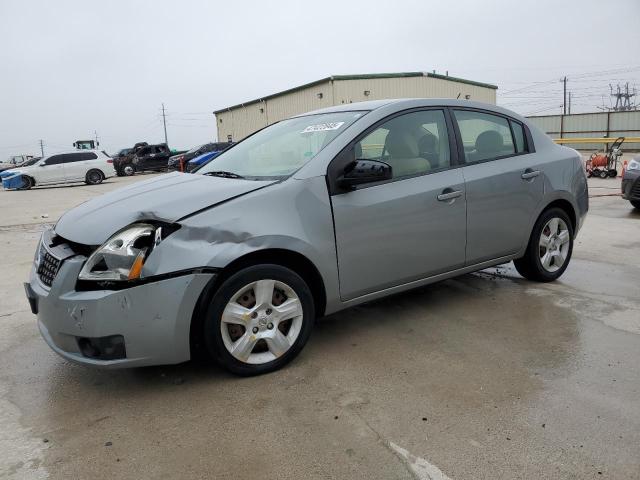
[37,243,61,287]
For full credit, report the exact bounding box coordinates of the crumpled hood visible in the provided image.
[54,172,277,245]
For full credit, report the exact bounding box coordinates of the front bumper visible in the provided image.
[27,232,214,368]
[621,169,640,200]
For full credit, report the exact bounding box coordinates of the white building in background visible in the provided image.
[213,72,498,141]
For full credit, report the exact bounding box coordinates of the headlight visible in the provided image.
[627,159,640,171]
[78,224,157,281]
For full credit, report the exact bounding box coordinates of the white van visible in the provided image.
[4,150,114,189]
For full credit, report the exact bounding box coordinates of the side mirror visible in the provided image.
[338,159,392,189]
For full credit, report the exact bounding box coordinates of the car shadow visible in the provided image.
[41,263,576,396]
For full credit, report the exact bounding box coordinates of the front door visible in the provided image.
[38,154,66,184]
[330,109,467,301]
[451,109,544,264]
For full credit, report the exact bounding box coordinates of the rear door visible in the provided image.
[451,109,543,264]
[329,108,467,301]
[64,152,98,181]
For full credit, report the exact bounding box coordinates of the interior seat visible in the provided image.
[383,130,430,177]
[418,134,441,168]
[473,130,504,161]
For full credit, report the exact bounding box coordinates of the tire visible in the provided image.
[85,169,104,185]
[513,207,574,282]
[599,169,608,179]
[17,176,34,190]
[123,164,135,176]
[631,200,640,210]
[202,264,315,376]
[608,169,618,178]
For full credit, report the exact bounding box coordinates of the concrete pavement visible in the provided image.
[1,174,639,479]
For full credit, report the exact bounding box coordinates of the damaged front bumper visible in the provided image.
[27,231,214,368]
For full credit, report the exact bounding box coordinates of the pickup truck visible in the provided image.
[113,142,148,176]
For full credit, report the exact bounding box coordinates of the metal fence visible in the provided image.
[526,111,640,150]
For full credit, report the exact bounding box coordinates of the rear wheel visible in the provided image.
[514,207,574,282]
[202,264,315,376]
[631,200,640,210]
[599,169,608,179]
[85,169,104,185]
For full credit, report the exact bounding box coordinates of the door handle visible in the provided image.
[521,169,540,180]
[437,189,463,202]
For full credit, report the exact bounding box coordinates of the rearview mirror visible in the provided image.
[338,159,392,189]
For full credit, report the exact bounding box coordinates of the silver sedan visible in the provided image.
[25,99,588,375]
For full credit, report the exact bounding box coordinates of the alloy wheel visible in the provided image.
[538,217,570,272]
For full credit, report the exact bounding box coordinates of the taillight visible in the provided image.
[107,159,113,163]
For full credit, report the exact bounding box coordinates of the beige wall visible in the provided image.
[215,75,497,141]
[333,77,496,105]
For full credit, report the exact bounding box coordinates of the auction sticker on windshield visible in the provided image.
[300,122,345,133]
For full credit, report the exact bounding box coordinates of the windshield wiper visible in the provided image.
[203,170,245,179]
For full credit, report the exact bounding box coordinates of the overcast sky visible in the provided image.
[1,0,639,159]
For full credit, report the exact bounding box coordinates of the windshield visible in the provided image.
[198,111,364,179]
[21,157,40,167]
[187,144,207,154]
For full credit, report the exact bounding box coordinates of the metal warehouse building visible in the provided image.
[527,110,640,150]
[214,72,497,141]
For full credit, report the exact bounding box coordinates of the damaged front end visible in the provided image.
[27,226,215,367]
[2,172,30,190]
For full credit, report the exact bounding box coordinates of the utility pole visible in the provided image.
[39,139,44,157]
[568,92,572,114]
[562,76,567,115]
[94,130,99,147]
[161,103,168,146]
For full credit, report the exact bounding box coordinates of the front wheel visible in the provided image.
[202,265,315,376]
[17,176,34,190]
[123,164,135,176]
[514,208,574,282]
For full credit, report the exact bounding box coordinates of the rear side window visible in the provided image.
[64,152,97,162]
[510,121,527,153]
[453,110,516,163]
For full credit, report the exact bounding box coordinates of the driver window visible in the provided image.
[355,110,450,179]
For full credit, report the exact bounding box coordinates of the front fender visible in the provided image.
[141,176,342,314]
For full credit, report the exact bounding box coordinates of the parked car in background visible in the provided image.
[621,156,640,210]
[25,99,588,376]
[186,142,235,172]
[113,142,148,176]
[0,154,35,172]
[129,143,173,174]
[168,142,233,172]
[2,150,113,190]
[112,148,133,161]
[0,156,41,179]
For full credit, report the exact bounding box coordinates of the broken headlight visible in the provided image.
[78,224,159,281]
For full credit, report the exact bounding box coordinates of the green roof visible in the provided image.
[213,72,498,114]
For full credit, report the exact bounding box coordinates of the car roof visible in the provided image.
[297,98,528,123]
